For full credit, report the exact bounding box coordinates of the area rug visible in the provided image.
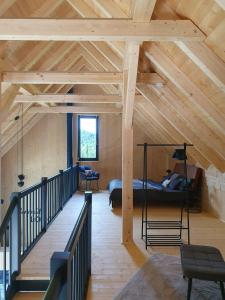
[114,254,222,300]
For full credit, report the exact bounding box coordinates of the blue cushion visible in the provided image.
[79,165,91,172]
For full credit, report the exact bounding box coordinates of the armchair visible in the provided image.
[79,165,100,191]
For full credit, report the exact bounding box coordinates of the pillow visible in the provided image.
[162,179,171,188]
[167,174,183,190]
[160,172,174,184]
[85,170,93,176]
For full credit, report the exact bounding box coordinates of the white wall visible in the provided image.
[202,165,225,222]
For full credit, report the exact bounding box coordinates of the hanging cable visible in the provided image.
[16,104,25,188]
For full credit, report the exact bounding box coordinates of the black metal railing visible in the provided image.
[44,191,92,300]
[0,165,78,300]
[0,195,19,300]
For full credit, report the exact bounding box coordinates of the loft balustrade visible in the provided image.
[0,165,79,300]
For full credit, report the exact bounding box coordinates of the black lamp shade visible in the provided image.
[18,174,25,181]
[172,149,187,160]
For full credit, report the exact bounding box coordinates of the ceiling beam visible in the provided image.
[145,44,225,134]
[2,72,122,84]
[28,106,122,114]
[132,0,157,21]
[0,19,204,42]
[2,71,164,85]
[15,94,122,104]
[175,41,225,92]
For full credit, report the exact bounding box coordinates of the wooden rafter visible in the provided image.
[145,44,225,134]
[152,85,225,158]
[175,41,225,92]
[134,102,209,168]
[0,19,204,42]
[132,0,157,21]
[137,84,225,172]
[214,0,225,10]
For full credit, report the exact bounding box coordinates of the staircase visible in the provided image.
[0,165,92,300]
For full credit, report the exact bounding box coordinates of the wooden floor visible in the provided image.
[14,191,225,300]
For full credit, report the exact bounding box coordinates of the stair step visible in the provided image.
[13,292,45,300]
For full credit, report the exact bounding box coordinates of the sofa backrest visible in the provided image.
[173,163,202,191]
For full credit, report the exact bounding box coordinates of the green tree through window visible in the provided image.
[78,116,99,161]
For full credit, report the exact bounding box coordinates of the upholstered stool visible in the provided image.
[180,244,225,299]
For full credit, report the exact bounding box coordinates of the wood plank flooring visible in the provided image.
[13,191,225,299]
[87,192,225,300]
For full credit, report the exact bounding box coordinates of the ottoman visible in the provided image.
[180,244,225,299]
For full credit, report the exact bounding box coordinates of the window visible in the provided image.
[78,115,99,161]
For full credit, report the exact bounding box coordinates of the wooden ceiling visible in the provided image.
[0,0,225,171]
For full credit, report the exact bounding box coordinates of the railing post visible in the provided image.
[85,191,92,275]
[50,252,69,300]
[59,170,64,210]
[41,177,48,232]
[70,166,73,197]
[10,192,21,276]
[76,162,80,191]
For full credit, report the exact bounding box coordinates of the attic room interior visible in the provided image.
[0,0,225,299]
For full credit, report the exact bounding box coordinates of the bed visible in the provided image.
[108,163,202,209]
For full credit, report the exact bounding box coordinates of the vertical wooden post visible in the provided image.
[122,42,140,244]
[122,126,134,244]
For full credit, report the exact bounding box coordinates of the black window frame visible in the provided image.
[77,115,99,161]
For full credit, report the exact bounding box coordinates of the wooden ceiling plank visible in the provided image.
[0,19,205,42]
[214,0,225,10]
[145,44,225,135]
[137,84,225,171]
[135,103,208,167]
[66,0,98,18]
[132,0,157,21]
[91,0,128,18]
[80,42,117,71]
[1,114,43,157]
[151,85,225,159]
[28,106,122,114]
[175,41,225,92]
[42,48,83,93]
[0,0,16,16]
[0,85,19,125]
[90,42,122,70]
